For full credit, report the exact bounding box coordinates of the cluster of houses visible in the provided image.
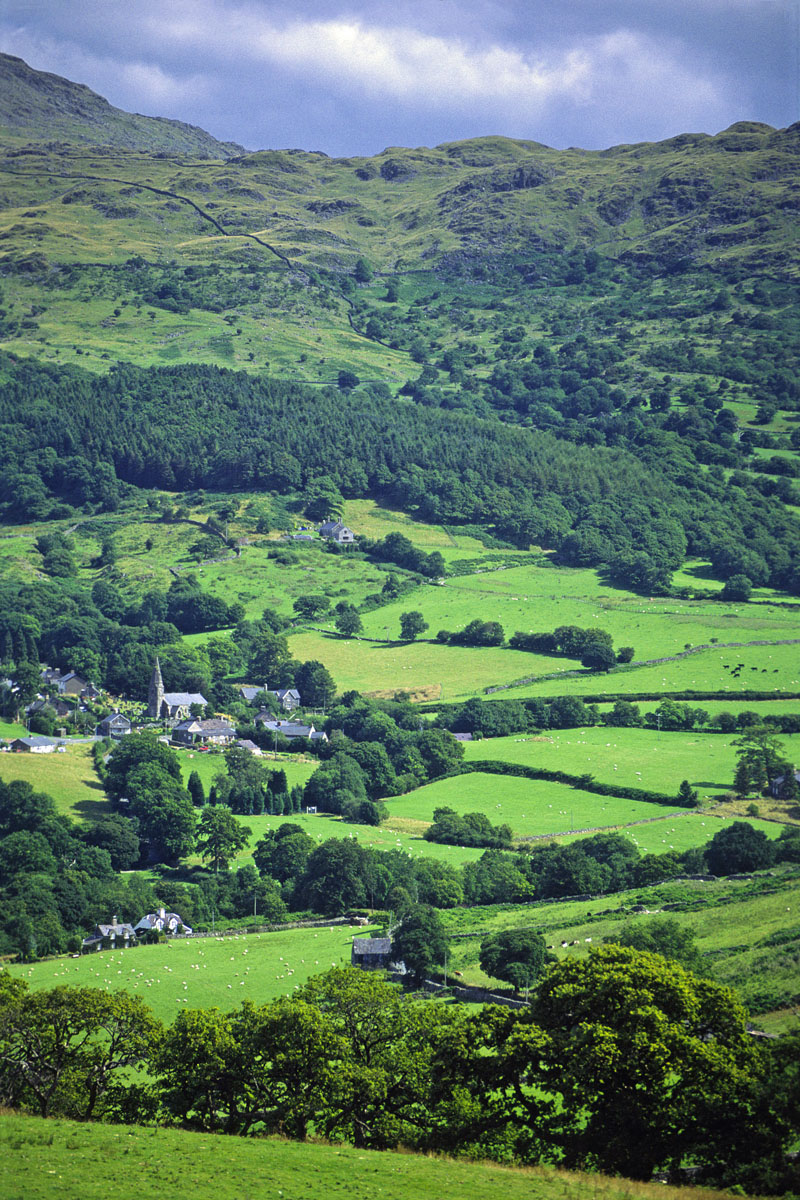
[82,913,398,975]
[5,659,327,755]
[81,907,192,952]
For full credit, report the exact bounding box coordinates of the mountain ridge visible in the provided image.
[0,52,244,159]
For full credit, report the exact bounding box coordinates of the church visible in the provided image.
[147,658,207,720]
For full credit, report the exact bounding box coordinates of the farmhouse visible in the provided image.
[9,736,60,753]
[56,671,88,696]
[134,907,192,937]
[351,937,393,970]
[26,697,72,720]
[236,738,262,755]
[43,665,99,700]
[318,520,355,544]
[255,716,328,743]
[81,917,137,953]
[171,717,236,746]
[238,686,301,711]
[96,711,132,738]
[771,769,800,798]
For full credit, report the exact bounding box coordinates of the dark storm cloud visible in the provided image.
[0,1,795,154]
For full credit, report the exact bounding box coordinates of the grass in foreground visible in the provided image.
[0,1112,755,1200]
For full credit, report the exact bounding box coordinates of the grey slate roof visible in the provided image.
[10,736,59,750]
[352,937,392,957]
[163,692,207,707]
[257,719,315,738]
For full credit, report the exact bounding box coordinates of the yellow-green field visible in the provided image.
[7,924,371,1022]
[462,727,800,799]
[0,1111,746,1200]
[384,771,782,853]
[0,743,107,821]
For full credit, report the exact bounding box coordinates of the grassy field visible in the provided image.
[202,809,485,870]
[0,718,26,739]
[383,772,783,853]
[385,772,683,833]
[287,628,537,701]
[8,925,368,1023]
[0,743,108,822]
[495,639,800,699]
[441,868,800,1016]
[0,1112,747,1200]
[461,727,800,799]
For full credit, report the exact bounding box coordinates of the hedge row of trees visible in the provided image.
[436,693,800,739]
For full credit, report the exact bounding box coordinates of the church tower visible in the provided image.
[147,657,164,719]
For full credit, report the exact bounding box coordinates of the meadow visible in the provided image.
[177,749,318,796]
[286,627,536,701]
[0,743,107,821]
[496,639,800,700]
[383,772,782,853]
[7,924,369,1023]
[385,771,683,835]
[460,726,778,798]
[441,868,800,1017]
[0,1112,746,1200]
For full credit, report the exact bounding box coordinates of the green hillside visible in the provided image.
[0,1112,749,1200]
[0,53,243,157]
[1,55,800,1062]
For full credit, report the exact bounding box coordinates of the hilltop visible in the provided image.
[0,53,244,158]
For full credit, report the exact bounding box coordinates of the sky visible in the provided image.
[0,0,797,156]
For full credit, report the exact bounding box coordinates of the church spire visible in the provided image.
[147,656,164,719]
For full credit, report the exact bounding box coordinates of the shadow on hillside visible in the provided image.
[73,796,114,821]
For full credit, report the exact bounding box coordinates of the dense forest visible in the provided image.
[1,352,799,597]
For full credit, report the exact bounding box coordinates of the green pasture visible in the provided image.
[0,718,26,739]
[436,564,798,656]
[624,697,800,718]
[0,1112,725,1200]
[461,727,800,799]
[384,772,783,852]
[0,743,108,822]
[287,628,536,701]
[342,498,502,562]
[292,555,799,700]
[212,809,484,870]
[384,772,684,838]
[177,749,317,796]
[63,513,390,617]
[559,811,784,856]
[197,542,387,619]
[8,925,367,1023]
[497,640,800,700]
[441,869,800,1013]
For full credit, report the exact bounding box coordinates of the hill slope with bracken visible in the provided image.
[0,56,798,598]
[0,52,244,158]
